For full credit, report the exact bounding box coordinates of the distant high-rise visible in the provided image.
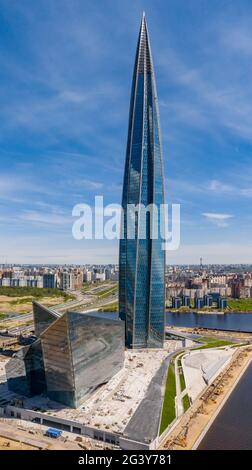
[119,14,165,348]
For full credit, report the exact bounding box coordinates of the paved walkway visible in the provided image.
[183,348,234,401]
[123,353,172,444]
[175,353,186,418]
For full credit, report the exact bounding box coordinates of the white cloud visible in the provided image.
[207,178,252,198]
[202,212,233,220]
[75,179,104,190]
[202,212,233,228]
[169,177,252,201]
[207,180,234,193]
[0,175,35,195]
[19,210,71,226]
[220,25,252,56]
[158,23,252,143]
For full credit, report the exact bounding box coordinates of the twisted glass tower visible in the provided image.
[119,14,165,349]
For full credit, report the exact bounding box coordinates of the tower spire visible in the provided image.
[136,11,152,74]
[119,15,165,349]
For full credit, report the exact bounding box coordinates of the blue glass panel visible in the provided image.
[119,16,165,348]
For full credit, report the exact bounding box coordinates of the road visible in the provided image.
[166,327,252,344]
[0,285,118,335]
[124,353,173,443]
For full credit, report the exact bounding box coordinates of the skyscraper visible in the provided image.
[119,14,165,349]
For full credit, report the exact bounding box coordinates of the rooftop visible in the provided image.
[1,340,183,441]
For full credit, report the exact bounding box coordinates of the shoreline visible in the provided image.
[192,353,252,449]
[167,325,252,341]
[160,346,252,450]
[167,325,252,337]
[166,310,252,314]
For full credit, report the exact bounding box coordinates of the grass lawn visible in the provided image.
[228,298,252,312]
[177,356,186,392]
[159,362,176,435]
[170,350,185,361]
[97,286,118,299]
[98,301,118,312]
[179,369,186,392]
[0,287,75,316]
[0,286,74,301]
[182,394,190,412]
[196,336,235,349]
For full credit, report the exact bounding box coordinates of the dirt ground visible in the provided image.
[0,419,115,451]
[0,436,37,450]
[0,295,66,314]
[160,346,252,450]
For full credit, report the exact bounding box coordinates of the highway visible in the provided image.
[0,284,118,335]
[0,291,92,324]
[0,313,33,323]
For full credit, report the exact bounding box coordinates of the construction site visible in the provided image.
[182,348,234,401]
[0,418,117,450]
[160,346,252,450]
[0,339,184,449]
[1,312,252,451]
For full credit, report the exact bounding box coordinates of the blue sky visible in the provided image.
[1,0,252,264]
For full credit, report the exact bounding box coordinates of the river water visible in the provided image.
[198,361,252,449]
[101,309,252,448]
[100,311,252,332]
[165,311,252,449]
[166,312,252,333]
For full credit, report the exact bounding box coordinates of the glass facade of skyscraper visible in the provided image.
[33,300,60,337]
[6,339,46,397]
[119,15,165,349]
[40,311,125,407]
[6,303,125,408]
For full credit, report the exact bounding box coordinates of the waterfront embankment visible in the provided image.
[159,346,252,450]
[166,311,252,333]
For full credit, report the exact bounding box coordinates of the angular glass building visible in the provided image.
[40,310,125,408]
[6,302,125,408]
[33,300,60,337]
[6,339,46,397]
[119,14,165,349]
[6,302,57,398]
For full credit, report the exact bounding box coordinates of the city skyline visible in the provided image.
[119,14,165,348]
[1,1,252,264]
[0,2,252,456]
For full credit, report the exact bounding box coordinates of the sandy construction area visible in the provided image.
[0,419,116,450]
[160,346,252,450]
[0,435,36,450]
[0,295,65,314]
